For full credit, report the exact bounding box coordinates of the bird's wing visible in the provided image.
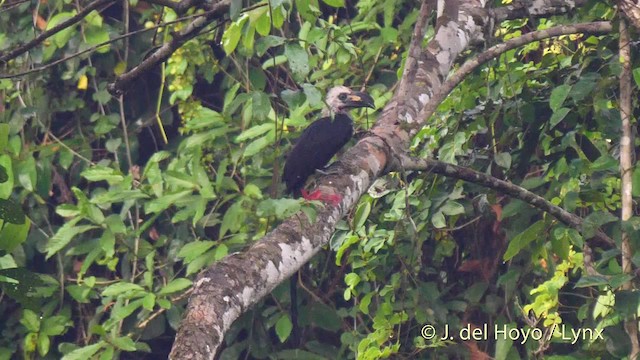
[283,115,353,194]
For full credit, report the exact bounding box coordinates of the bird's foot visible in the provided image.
[301,189,342,206]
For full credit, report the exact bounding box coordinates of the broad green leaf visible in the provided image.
[178,241,216,262]
[440,201,464,216]
[235,123,272,142]
[0,155,13,198]
[102,282,145,297]
[503,220,545,261]
[549,84,571,111]
[110,336,136,351]
[158,278,192,295]
[222,16,248,54]
[47,11,78,48]
[220,201,245,237]
[322,0,344,7]
[243,133,274,157]
[144,190,192,214]
[302,83,322,108]
[256,35,285,56]
[549,107,570,128]
[0,123,8,152]
[275,314,293,343]
[574,275,609,288]
[284,43,310,81]
[45,222,97,259]
[494,152,511,169]
[62,340,107,360]
[85,26,110,53]
[353,200,371,229]
[0,218,30,252]
[81,166,124,185]
[37,332,50,356]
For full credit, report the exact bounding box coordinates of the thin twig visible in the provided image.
[398,156,615,246]
[0,0,117,63]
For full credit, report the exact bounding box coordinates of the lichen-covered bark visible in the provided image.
[169,0,589,357]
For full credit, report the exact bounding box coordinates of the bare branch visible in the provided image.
[618,17,640,358]
[418,21,613,125]
[397,156,614,246]
[0,0,117,63]
[107,0,235,95]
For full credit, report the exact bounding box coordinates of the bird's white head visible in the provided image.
[324,86,375,114]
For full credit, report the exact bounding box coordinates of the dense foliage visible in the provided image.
[0,0,637,358]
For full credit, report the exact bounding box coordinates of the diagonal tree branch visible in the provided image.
[417,21,612,125]
[107,0,233,95]
[396,156,614,246]
[0,0,117,63]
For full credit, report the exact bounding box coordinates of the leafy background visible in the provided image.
[0,0,636,358]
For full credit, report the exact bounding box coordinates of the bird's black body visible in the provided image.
[282,86,374,197]
[283,114,353,195]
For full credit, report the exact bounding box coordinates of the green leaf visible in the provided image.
[110,336,136,351]
[275,314,293,343]
[144,190,192,214]
[0,123,9,152]
[440,201,465,216]
[45,222,97,259]
[582,211,617,239]
[549,107,570,128]
[47,11,78,48]
[243,133,274,157]
[256,35,285,56]
[81,166,124,185]
[37,333,50,356]
[222,17,247,55]
[549,84,571,111]
[284,43,310,81]
[0,155,13,198]
[302,83,322,108]
[178,241,217,262]
[251,91,271,121]
[20,309,41,332]
[353,200,371,229]
[573,275,609,288]
[102,282,145,297]
[633,68,640,88]
[235,123,272,142]
[220,201,245,237]
[158,278,192,295]
[503,220,545,261]
[494,152,511,169]
[322,0,344,7]
[41,316,70,336]
[0,218,30,252]
[257,198,301,219]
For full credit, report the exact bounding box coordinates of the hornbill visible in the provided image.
[283,85,375,204]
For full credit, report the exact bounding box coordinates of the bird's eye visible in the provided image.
[338,93,348,101]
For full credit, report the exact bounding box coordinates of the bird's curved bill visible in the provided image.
[346,92,375,109]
